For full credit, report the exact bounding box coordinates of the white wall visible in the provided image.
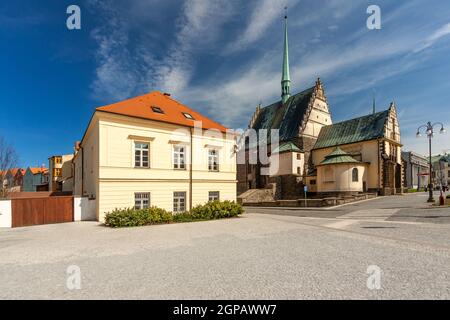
[0,200,11,228]
[74,197,97,221]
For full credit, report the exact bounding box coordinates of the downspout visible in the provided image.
[189,127,193,211]
[377,138,381,194]
[81,146,84,196]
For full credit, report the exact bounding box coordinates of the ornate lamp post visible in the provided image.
[416,122,446,203]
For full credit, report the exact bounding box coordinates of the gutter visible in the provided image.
[189,127,193,211]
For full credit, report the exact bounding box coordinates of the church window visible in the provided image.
[325,167,334,181]
[352,168,359,182]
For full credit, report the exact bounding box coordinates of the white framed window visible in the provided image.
[208,191,220,202]
[173,192,186,213]
[208,149,219,171]
[173,145,186,170]
[135,142,149,168]
[135,192,150,209]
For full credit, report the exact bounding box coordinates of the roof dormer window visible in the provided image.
[151,106,164,114]
[182,112,194,120]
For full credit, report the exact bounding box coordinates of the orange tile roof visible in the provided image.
[29,167,47,175]
[9,168,20,176]
[96,91,229,133]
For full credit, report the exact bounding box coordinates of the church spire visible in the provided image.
[281,9,291,104]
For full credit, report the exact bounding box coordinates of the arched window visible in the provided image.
[352,168,359,182]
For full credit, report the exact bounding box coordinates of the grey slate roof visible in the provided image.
[313,110,390,150]
[251,87,315,142]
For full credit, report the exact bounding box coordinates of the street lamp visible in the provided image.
[416,121,446,203]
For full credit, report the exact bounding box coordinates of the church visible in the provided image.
[237,15,404,200]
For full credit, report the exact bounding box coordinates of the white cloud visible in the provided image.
[225,0,300,54]
[89,0,234,101]
[414,22,450,53]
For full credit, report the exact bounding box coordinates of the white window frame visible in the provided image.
[208,191,220,202]
[135,192,150,209]
[173,145,186,170]
[134,142,150,168]
[208,149,219,172]
[173,192,186,213]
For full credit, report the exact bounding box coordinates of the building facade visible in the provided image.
[22,167,49,192]
[402,151,429,190]
[237,15,332,196]
[238,15,404,199]
[49,154,74,192]
[74,91,237,222]
[431,154,450,189]
[309,104,403,195]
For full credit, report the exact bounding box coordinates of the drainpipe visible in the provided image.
[189,127,193,211]
[81,146,85,196]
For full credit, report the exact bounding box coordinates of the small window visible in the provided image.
[53,168,62,177]
[173,192,186,213]
[135,193,150,209]
[352,168,359,182]
[151,106,164,114]
[296,153,301,160]
[182,112,194,120]
[173,145,186,170]
[55,157,62,164]
[297,167,302,175]
[310,180,316,185]
[135,142,149,168]
[208,191,220,202]
[208,149,219,171]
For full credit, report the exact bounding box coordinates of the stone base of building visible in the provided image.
[242,193,377,208]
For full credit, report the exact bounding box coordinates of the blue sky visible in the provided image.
[1,0,450,167]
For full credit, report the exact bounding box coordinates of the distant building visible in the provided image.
[401,151,428,190]
[5,168,25,192]
[22,167,49,192]
[49,155,74,192]
[431,153,450,188]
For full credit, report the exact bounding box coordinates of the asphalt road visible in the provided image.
[0,192,449,299]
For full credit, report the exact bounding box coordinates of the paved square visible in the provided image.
[1,192,449,299]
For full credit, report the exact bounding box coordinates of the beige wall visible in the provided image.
[302,99,332,138]
[317,164,367,192]
[312,140,380,189]
[76,112,237,222]
[269,152,304,176]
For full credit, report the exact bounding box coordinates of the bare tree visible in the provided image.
[0,136,19,198]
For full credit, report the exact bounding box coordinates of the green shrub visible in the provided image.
[105,206,173,228]
[104,201,244,228]
[447,195,450,199]
[189,200,244,220]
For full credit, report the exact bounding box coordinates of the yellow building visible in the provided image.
[309,103,403,195]
[49,154,74,192]
[73,91,237,222]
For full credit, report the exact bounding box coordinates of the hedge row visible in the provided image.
[104,201,244,228]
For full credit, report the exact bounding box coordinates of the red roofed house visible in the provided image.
[73,91,237,222]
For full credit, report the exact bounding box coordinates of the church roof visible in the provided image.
[251,87,315,142]
[319,147,360,165]
[272,141,302,154]
[313,110,390,150]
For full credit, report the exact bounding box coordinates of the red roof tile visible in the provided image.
[96,91,228,133]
